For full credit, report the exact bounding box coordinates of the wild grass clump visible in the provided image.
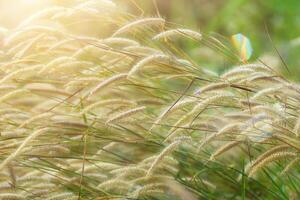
[0,0,299,199]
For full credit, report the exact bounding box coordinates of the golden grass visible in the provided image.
[0,0,299,199]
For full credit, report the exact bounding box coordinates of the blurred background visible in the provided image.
[119,0,300,80]
[0,0,299,80]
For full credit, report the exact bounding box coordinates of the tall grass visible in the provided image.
[0,0,299,199]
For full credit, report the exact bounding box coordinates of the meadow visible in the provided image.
[0,0,299,199]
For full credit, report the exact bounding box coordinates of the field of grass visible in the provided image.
[0,0,299,199]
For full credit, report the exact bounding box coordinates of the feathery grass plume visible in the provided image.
[47,60,94,74]
[0,128,50,171]
[150,98,197,131]
[242,63,272,72]
[0,65,42,84]
[5,26,64,48]
[6,40,31,56]
[112,17,165,37]
[223,74,250,82]
[221,68,254,79]
[0,108,24,115]
[146,137,190,177]
[84,173,107,181]
[81,99,136,114]
[141,153,178,167]
[106,106,146,124]
[153,28,202,41]
[248,105,285,119]
[210,140,242,160]
[239,113,269,130]
[191,121,219,131]
[250,85,283,101]
[72,45,105,60]
[195,92,236,107]
[164,117,191,138]
[168,93,236,134]
[30,182,56,190]
[242,72,281,84]
[132,183,166,198]
[47,38,78,51]
[111,166,147,178]
[97,179,131,192]
[124,46,161,55]
[49,158,71,167]
[28,145,70,156]
[0,59,40,72]
[2,113,29,122]
[65,77,101,92]
[101,37,140,47]
[127,54,170,78]
[81,162,120,172]
[87,73,128,99]
[248,152,297,177]
[245,145,290,173]
[163,123,193,143]
[137,98,165,106]
[27,189,49,197]
[132,175,174,185]
[162,73,196,81]
[246,123,274,143]
[24,83,71,97]
[194,82,230,95]
[75,165,98,174]
[66,77,101,86]
[38,56,75,74]
[198,122,242,151]
[0,89,30,104]
[17,175,51,184]
[52,119,88,130]
[281,157,300,175]
[31,99,61,113]
[0,140,22,150]
[13,34,45,59]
